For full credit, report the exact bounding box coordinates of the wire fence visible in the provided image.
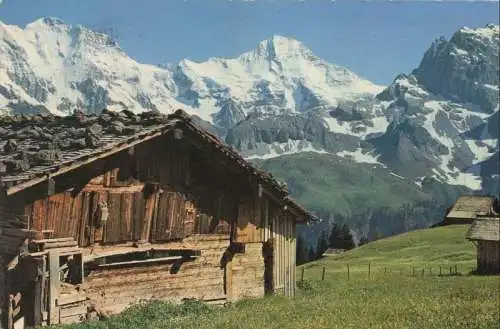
[299,263,478,282]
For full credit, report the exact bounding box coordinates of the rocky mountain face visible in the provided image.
[0,18,499,230]
[365,25,499,192]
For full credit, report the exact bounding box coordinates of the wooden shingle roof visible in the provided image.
[0,109,315,221]
[446,196,499,220]
[466,218,500,242]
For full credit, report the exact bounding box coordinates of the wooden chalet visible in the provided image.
[466,217,500,274]
[443,196,499,225]
[0,109,315,328]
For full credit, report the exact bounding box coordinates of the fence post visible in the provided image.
[455,264,458,275]
[322,266,326,281]
[301,267,305,282]
[347,264,350,280]
[439,266,442,276]
[368,263,371,279]
[421,268,425,277]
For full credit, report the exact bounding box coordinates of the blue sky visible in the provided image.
[0,0,498,85]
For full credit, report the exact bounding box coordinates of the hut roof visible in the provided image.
[446,196,499,219]
[0,109,315,221]
[466,218,500,242]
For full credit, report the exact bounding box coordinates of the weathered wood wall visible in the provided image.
[272,209,296,297]
[0,131,301,327]
[477,241,500,274]
[85,235,230,314]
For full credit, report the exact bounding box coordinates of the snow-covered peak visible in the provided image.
[457,24,499,42]
[240,35,314,62]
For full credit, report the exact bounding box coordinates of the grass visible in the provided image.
[54,225,500,329]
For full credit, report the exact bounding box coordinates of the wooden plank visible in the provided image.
[78,192,91,246]
[184,200,196,237]
[46,195,63,235]
[132,192,145,241]
[31,199,47,233]
[42,241,78,249]
[105,193,121,243]
[121,193,133,241]
[174,193,183,239]
[58,192,74,239]
[140,193,156,242]
[96,256,183,268]
[33,257,46,327]
[59,304,87,318]
[92,192,108,244]
[48,251,60,325]
[32,238,75,244]
[58,294,87,306]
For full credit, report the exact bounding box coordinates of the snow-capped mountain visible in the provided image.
[0,17,190,116]
[0,18,382,120]
[0,18,498,193]
[365,24,499,191]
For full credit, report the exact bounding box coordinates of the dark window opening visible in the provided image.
[84,249,201,272]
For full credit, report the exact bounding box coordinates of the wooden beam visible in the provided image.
[96,255,185,268]
[5,125,175,196]
[48,251,60,325]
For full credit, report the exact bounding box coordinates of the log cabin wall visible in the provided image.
[477,241,500,274]
[0,130,302,327]
[84,235,231,315]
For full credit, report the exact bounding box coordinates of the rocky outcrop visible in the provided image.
[412,24,499,113]
[225,111,359,156]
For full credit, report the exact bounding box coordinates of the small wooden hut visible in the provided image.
[0,109,315,328]
[443,196,499,225]
[466,217,500,274]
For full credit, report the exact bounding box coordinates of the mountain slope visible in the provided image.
[252,152,469,240]
[363,24,499,191]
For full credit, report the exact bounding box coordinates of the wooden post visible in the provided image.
[347,264,350,280]
[321,266,326,281]
[33,256,46,326]
[421,268,425,277]
[48,251,60,325]
[455,264,458,275]
[368,263,371,279]
[7,295,13,329]
[301,267,304,283]
[439,266,442,276]
[384,267,387,274]
[449,266,452,275]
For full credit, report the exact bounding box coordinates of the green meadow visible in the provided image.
[55,225,500,329]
